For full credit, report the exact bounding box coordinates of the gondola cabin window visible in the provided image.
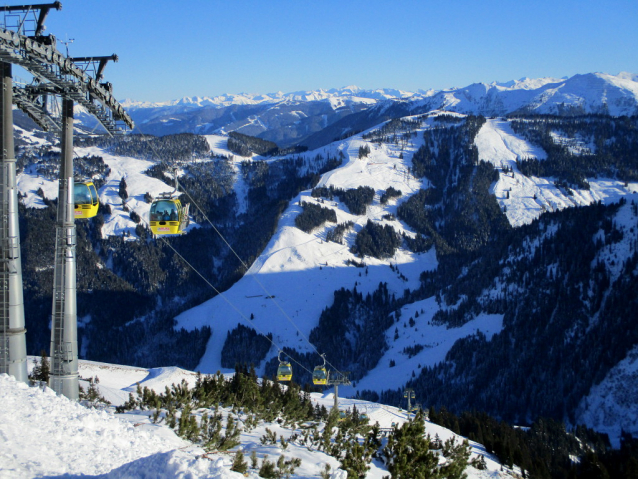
[150,200,179,222]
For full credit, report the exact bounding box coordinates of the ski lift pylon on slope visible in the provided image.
[312,353,328,386]
[277,350,292,382]
[149,168,190,236]
[74,180,99,219]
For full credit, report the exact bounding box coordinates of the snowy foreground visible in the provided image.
[0,360,512,479]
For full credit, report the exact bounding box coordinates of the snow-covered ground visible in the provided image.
[178,115,638,409]
[0,359,512,478]
[13,113,638,451]
[177,119,439,378]
[354,296,503,393]
[474,118,638,227]
[576,344,638,448]
[573,199,638,446]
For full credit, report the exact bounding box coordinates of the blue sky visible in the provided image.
[34,0,638,102]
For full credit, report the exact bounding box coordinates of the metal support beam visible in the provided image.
[0,61,27,383]
[0,2,62,37]
[49,97,78,400]
[327,371,351,411]
[404,388,415,418]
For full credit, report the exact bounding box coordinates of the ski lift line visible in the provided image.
[132,210,316,379]
[180,185,348,378]
[127,122,346,380]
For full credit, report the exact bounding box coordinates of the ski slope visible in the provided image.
[177,115,638,400]
[474,118,638,227]
[177,119,440,378]
[0,359,512,478]
[12,114,638,450]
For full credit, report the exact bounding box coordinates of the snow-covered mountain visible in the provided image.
[301,72,638,150]
[120,86,430,146]
[121,86,426,111]
[118,73,638,151]
[14,107,638,445]
[410,72,638,117]
[172,115,637,443]
[12,72,638,456]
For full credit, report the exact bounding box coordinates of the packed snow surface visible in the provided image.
[0,373,192,478]
[0,360,512,478]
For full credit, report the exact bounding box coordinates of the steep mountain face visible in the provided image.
[301,72,638,150]
[385,200,638,426]
[169,113,638,440]
[411,72,638,117]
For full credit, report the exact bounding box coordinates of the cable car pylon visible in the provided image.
[0,2,133,398]
[0,62,27,383]
[49,98,79,399]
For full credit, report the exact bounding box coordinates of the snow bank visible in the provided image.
[94,450,242,479]
[0,374,186,478]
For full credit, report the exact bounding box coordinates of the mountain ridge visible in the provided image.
[116,72,638,150]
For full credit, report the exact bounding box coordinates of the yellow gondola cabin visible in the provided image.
[312,366,328,385]
[74,181,99,219]
[312,354,328,385]
[149,195,190,235]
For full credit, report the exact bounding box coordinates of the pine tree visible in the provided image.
[340,440,371,478]
[231,450,248,474]
[383,410,439,479]
[259,455,277,478]
[118,177,128,201]
[30,349,50,383]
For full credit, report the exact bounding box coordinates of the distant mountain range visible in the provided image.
[113,72,638,149]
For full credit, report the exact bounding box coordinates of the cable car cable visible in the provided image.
[137,213,316,379]
[179,184,349,378]
[123,124,346,380]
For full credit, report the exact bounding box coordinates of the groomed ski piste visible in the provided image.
[474,118,637,227]
[0,359,512,478]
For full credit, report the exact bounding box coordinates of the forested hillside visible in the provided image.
[366,199,638,424]
[306,114,638,431]
[15,108,638,460]
[17,132,341,370]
